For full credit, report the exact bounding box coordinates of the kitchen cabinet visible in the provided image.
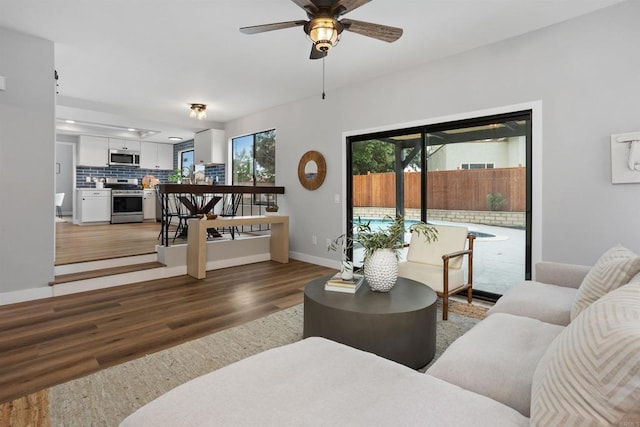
[143,189,156,220]
[140,141,173,170]
[109,138,140,151]
[78,135,109,167]
[77,189,111,223]
[194,129,226,165]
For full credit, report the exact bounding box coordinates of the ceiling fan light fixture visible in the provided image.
[307,18,342,52]
[189,103,207,120]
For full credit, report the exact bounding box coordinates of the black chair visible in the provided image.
[219,193,242,239]
[155,187,186,244]
[173,194,197,241]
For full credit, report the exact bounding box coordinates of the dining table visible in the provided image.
[177,194,222,216]
[176,194,223,239]
[157,184,286,247]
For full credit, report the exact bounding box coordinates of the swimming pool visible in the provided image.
[353,217,496,239]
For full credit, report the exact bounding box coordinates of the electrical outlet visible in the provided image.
[312,235,317,245]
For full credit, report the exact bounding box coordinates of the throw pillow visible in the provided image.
[570,245,640,320]
[530,281,640,426]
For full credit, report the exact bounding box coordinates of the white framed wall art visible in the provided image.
[611,132,640,184]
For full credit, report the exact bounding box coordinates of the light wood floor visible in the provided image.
[0,259,336,404]
[55,220,162,265]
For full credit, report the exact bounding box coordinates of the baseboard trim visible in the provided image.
[290,252,339,270]
[206,254,271,271]
[0,287,53,306]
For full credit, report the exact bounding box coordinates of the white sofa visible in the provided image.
[121,246,640,426]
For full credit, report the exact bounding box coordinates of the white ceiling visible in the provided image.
[0,0,623,143]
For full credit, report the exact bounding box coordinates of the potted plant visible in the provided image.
[168,169,184,183]
[330,215,438,292]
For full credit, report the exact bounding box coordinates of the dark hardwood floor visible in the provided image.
[0,260,336,404]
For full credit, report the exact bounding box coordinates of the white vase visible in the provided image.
[341,261,354,281]
[363,248,398,292]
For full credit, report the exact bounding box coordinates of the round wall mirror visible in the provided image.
[305,160,318,177]
[298,151,326,190]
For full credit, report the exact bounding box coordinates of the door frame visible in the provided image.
[341,101,543,285]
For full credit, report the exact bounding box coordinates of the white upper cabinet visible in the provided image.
[78,135,109,167]
[156,143,173,169]
[141,141,174,170]
[109,138,140,151]
[194,129,226,165]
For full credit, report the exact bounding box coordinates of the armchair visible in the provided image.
[398,225,475,320]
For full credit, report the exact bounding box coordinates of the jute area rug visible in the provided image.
[2,300,486,427]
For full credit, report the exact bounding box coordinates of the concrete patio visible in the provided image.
[353,219,525,296]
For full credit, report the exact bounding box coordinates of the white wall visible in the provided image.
[0,27,56,295]
[55,142,74,214]
[1,2,637,301]
[225,1,640,267]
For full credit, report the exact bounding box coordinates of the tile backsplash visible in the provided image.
[76,165,225,188]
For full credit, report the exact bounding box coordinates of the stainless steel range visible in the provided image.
[104,178,144,223]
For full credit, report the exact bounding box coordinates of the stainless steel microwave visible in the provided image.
[109,149,140,167]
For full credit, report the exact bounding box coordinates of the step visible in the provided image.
[54,253,159,276]
[50,262,166,285]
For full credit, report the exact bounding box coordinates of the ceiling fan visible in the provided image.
[239,0,403,60]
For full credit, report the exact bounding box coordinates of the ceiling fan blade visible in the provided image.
[341,19,403,43]
[240,20,307,35]
[309,44,328,60]
[291,0,320,15]
[333,0,371,17]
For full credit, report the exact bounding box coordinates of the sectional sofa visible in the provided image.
[121,245,640,426]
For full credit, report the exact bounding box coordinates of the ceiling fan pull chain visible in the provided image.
[322,56,326,100]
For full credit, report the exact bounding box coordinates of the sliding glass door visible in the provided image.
[347,130,424,268]
[347,111,532,301]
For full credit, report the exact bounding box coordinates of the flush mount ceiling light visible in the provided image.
[189,103,207,120]
[168,136,183,142]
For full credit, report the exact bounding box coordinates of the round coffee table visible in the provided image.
[303,275,437,369]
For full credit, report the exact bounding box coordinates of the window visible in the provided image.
[180,150,194,177]
[461,163,495,170]
[232,129,276,195]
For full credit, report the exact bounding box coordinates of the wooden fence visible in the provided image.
[353,167,526,212]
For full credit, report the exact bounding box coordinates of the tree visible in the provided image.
[351,140,395,175]
[255,129,276,184]
[233,148,253,184]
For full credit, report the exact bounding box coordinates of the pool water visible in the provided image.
[353,218,496,239]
